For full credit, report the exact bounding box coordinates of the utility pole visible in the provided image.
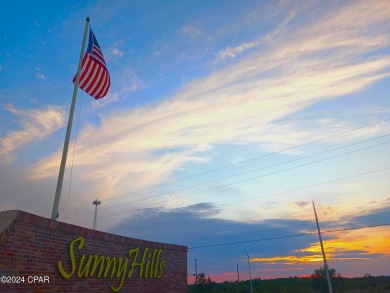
[312,200,333,293]
[243,249,253,293]
[93,199,101,230]
[237,263,240,293]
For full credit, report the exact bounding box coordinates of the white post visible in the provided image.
[312,201,333,293]
[51,17,90,220]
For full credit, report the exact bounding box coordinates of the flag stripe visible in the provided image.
[91,45,105,65]
[88,67,103,95]
[83,62,100,91]
[99,72,110,97]
[73,28,110,99]
[91,69,105,97]
[79,58,95,88]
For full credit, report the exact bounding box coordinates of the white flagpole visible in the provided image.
[312,200,333,293]
[51,17,90,220]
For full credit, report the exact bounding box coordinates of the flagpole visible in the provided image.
[312,200,333,293]
[51,17,90,220]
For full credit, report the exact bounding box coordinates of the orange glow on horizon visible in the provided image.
[251,226,390,265]
[252,255,325,264]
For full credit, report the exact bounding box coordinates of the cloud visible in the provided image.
[340,205,390,228]
[0,104,66,158]
[0,159,59,216]
[215,3,298,61]
[106,40,125,61]
[110,48,123,58]
[36,73,45,79]
[181,25,202,37]
[90,92,119,109]
[109,203,310,242]
[35,67,45,79]
[294,201,309,208]
[28,0,390,212]
[305,0,390,34]
[108,203,318,268]
[216,40,260,60]
[108,202,389,278]
[242,207,389,273]
[251,253,372,265]
[117,68,145,96]
[66,201,390,279]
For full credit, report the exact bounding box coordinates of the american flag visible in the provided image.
[73,28,110,99]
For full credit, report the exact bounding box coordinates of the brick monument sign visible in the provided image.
[0,210,187,292]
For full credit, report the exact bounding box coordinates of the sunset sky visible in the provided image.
[1,0,390,282]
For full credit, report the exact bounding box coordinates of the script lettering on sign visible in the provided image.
[58,237,165,292]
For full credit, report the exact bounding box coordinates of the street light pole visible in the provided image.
[237,263,240,293]
[195,258,198,293]
[243,249,253,293]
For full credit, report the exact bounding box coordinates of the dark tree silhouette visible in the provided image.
[311,266,341,278]
[194,273,214,292]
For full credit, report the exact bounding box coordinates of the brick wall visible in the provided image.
[0,210,187,292]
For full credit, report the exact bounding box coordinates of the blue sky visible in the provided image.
[1,0,390,281]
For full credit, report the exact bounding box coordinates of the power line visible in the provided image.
[185,222,314,245]
[62,136,390,221]
[70,167,390,225]
[102,142,390,214]
[188,223,390,249]
[184,209,390,245]
[61,118,390,214]
[219,167,390,207]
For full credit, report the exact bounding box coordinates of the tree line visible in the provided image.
[188,268,390,293]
